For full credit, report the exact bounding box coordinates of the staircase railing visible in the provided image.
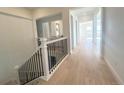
[47,38,68,73]
[18,47,44,85]
[18,37,68,84]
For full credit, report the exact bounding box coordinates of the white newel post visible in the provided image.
[40,38,49,80]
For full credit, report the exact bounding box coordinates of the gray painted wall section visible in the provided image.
[104,8,124,83]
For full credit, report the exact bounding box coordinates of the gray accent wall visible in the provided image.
[104,8,124,83]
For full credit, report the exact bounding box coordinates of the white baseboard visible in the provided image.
[26,77,42,85]
[104,57,124,84]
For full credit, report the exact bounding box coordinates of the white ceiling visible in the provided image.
[24,7,39,11]
[71,7,98,17]
[70,7,98,22]
[24,7,98,22]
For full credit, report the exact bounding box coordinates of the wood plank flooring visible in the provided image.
[37,40,119,85]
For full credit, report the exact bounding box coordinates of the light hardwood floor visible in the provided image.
[37,40,119,85]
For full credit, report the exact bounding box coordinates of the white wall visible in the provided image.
[69,10,80,53]
[0,8,35,84]
[104,7,124,83]
[72,16,78,48]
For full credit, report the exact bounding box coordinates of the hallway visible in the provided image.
[37,39,118,85]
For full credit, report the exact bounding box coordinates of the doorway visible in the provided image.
[93,8,102,56]
[79,20,93,49]
[79,8,102,57]
[70,8,103,57]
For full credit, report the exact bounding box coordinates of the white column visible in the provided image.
[40,38,49,80]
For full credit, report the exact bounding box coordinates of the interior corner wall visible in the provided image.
[104,7,124,83]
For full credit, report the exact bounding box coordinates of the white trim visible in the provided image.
[41,42,49,79]
[104,57,124,84]
[35,12,62,21]
[0,12,32,20]
[46,37,68,44]
[25,76,42,85]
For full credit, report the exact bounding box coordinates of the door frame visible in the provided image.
[93,7,104,58]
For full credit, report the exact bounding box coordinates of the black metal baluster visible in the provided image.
[40,48,44,75]
[53,43,55,67]
[36,51,39,77]
[55,42,57,65]
[60,40,62,59]
[34,53,36,79]
[32,55,35,79]
[55,42,58,64]
[26,62,29,83]
[47,45,50,71]
[52,43,55,68]
[63,40,65,56]
[65,39,67,55]
[58,41,60,63]
[35,52,38,78]
[37,51,40,77]
[49,44,52,70]
[22,65,25,84]
[32,55,35,80]
[54,42,56,66]
[26,60,29,82]
[39,49,42,75]
[39,49,42,76]
[37,50,40,77]
[66,39,68,54]
[21,66,25,84]
[26,59,29,82]
[50,44,52,69]
[19,70,22,84]
[63,39,65,56]
[23,63,27,84]
[30,56,33,81]
[60,40,62,60]
[28,60,31,82]
[18,68,22,84]
[35,53,37,78]
[29,57,32,81]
